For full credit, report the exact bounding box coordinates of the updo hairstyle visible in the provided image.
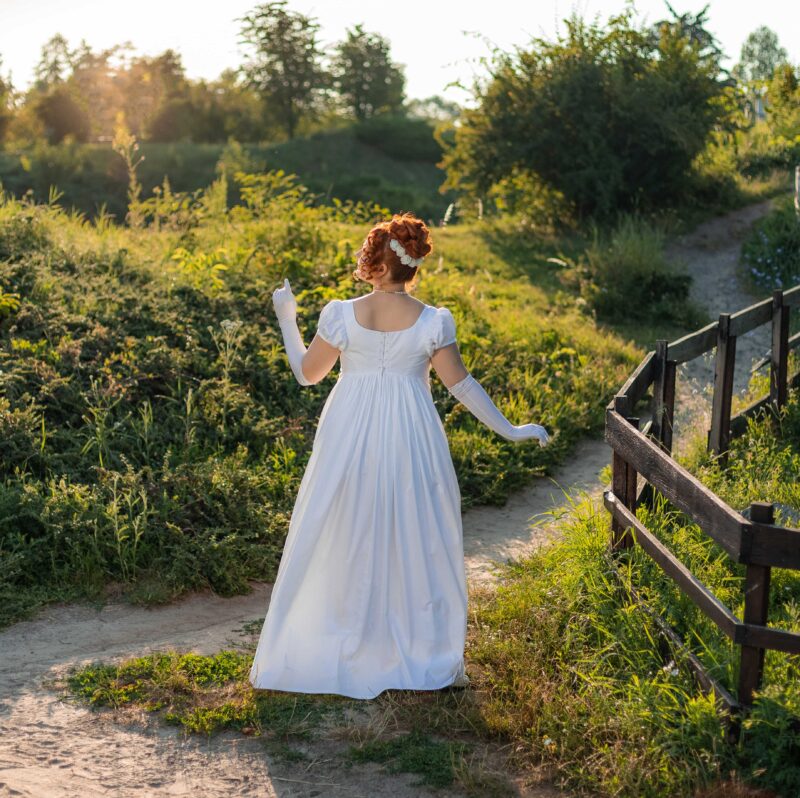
[352,212,433,287]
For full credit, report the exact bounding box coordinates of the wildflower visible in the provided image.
[661,660,679,677]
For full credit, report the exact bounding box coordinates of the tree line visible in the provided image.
[0,2,796,227]
[0,0,459,148]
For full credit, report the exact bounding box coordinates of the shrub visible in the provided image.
[560,215,701,325]
[440,8,728,222]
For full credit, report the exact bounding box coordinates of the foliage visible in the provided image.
[440,6,729,222]
[0,131,453,222]
[347,728,470,789]
[55,362,800,797]
[463,383,800,797]
[733,25,789,83]
[766,63,800,142]
[32,85,91,144]
[237,1,328,140]
[353,114,442,162]
[556,214,704,326]
[64,647,350,739]
[741,194,800,291]
[111,114,145,227]
[0,174,638,627]
[330,24,405,121]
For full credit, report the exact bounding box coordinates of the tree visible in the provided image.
[440,7,727,221]
[120,49,190,138]
[68,41,127,141]
[406,95,460,123]
[330,24,405,121]
[648,3,725,77]
[34,34,74,91]
[187,70,266,143]
[734,26,788,83]
[0,55,13,146]
[765,63,800,139]
[237,1,328,139]
[33,84,90,143]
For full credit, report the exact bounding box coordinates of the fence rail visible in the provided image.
[604,285,800,738]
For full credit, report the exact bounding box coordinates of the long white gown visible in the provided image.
[248,297,467,699]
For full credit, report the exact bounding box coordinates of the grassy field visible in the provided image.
[60,366,800,798]
[0,168,658,630]
[3,146,799,795]
[0,117,455,224]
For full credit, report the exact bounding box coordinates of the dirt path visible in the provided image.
[0,584,560,798]
[0,199,778,798]
[664,198,776,457]
[463,198,777,580]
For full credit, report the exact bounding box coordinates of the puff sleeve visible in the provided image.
[316,299,347,351]
[429,306,457,356]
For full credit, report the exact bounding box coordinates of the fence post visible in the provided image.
[738,501,774,708]
[662,357,677,454]
[771,289,789,413]
[708,312,737,464]
[639,341,672,510]
[611,395,638,551]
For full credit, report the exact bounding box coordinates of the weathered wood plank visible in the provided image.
[667,321,718,363]
[784,283,800,308]
[737,623,800,655]
[771,289,790,410]
[749,330,800,374]
[729,296,773,338]
[739,503,773,706]
[618,351,656,407]
[604,491,740,638]
[709,313,737,461]
[605,409,745,558]
[662,359,677,454]
[650,340,668,444]
[746,520,800,569]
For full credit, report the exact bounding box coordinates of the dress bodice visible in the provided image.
[316,298,457,385]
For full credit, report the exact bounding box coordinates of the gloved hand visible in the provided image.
[447,373,550,446]
[272,277,297,324]
[507,423,550,446]
[272,277,312,386]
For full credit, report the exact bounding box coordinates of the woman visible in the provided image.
[249,212,549,699]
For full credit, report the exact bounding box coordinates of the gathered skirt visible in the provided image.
[248,371,467,699]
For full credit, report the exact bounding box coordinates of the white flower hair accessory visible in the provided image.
[389,238,424,268]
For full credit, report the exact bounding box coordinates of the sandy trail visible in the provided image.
[464,198,778,579]
[0,198,778,797]
[664,198,777,457]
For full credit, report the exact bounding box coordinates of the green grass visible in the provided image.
[59,378,800,797]
[0,170,645,628]
[460,372,800,797]
[346,728,471,789]
[52,247,800,798]
[0,118,455,223]
[64,646,353,741]
[741,194,800,294]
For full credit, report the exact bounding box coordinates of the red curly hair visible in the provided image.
[352,212,433,286]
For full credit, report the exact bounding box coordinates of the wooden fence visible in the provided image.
[604,286,800,740]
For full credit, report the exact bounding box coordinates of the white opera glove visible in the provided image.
[272,277,312,387]
[448,373,550,446]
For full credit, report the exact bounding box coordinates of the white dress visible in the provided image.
[248,297,467,699]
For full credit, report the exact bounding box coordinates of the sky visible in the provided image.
[1,0,798,105]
